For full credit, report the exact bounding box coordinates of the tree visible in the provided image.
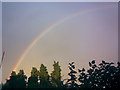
[51,61,62,88]
[3,71,17,88]
[15,70,27,88]
[78,60,120,89]
[66,62,78,88]
[39,64,51,88]
[2,70,27,88]
[27,67,39,88]
[2,60,120,89]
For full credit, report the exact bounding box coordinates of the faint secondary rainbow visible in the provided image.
[13,4,115,71]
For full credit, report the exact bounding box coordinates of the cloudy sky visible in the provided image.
[2,2,118,82]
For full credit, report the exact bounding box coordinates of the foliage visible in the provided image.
[2,60,120,89]
[31,67,39,77]
[16,70,27,88]
[78,60,120,89]
[39,64,51,88]
[3,70,27,88]
[3,71,17,88]
[27,67,39,88]
[51,61,62,88]
[66,62,78,88]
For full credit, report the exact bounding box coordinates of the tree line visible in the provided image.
[2,60,120,89]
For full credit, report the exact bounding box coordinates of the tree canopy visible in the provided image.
[51,61,62,87]
[39,64,51,88]
[2,60,120,89]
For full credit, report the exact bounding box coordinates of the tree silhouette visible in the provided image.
[78,60,120,89]
[27,67,39,88]
[2,60,120,89]
[3,70,27,88]
[39,64,51,88]
[51,61,62,88]
[3,71,17,88]
[66,62,78,88]
[15,70,27,88]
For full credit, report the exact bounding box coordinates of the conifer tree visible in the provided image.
[16,70,27,88]
[51,61,62,87]
[3,70,27,88]
[3,71,17,88]
[39,64,51,88]
[27,67,39,88]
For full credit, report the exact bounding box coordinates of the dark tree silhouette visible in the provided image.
[51,61,62,88]
[39,64,51,88]
[3,71,17,88]
[78,60,120,89]
[27,67,39,88]
[66,62,78,88]
[3,70,27,88]
[15,70,27,88]
[2,60,120,89]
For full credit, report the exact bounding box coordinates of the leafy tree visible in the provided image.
[39,64,51,88]
[27,67,39,88]
[51,61,62,88]
[66,62,78,88]
[78,60,95,88]
[78,60,120,89]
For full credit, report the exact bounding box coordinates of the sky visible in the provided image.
[1,0,120,2]
[2,2,118,82]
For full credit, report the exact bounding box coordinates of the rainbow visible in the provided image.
[13,4,115,71]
